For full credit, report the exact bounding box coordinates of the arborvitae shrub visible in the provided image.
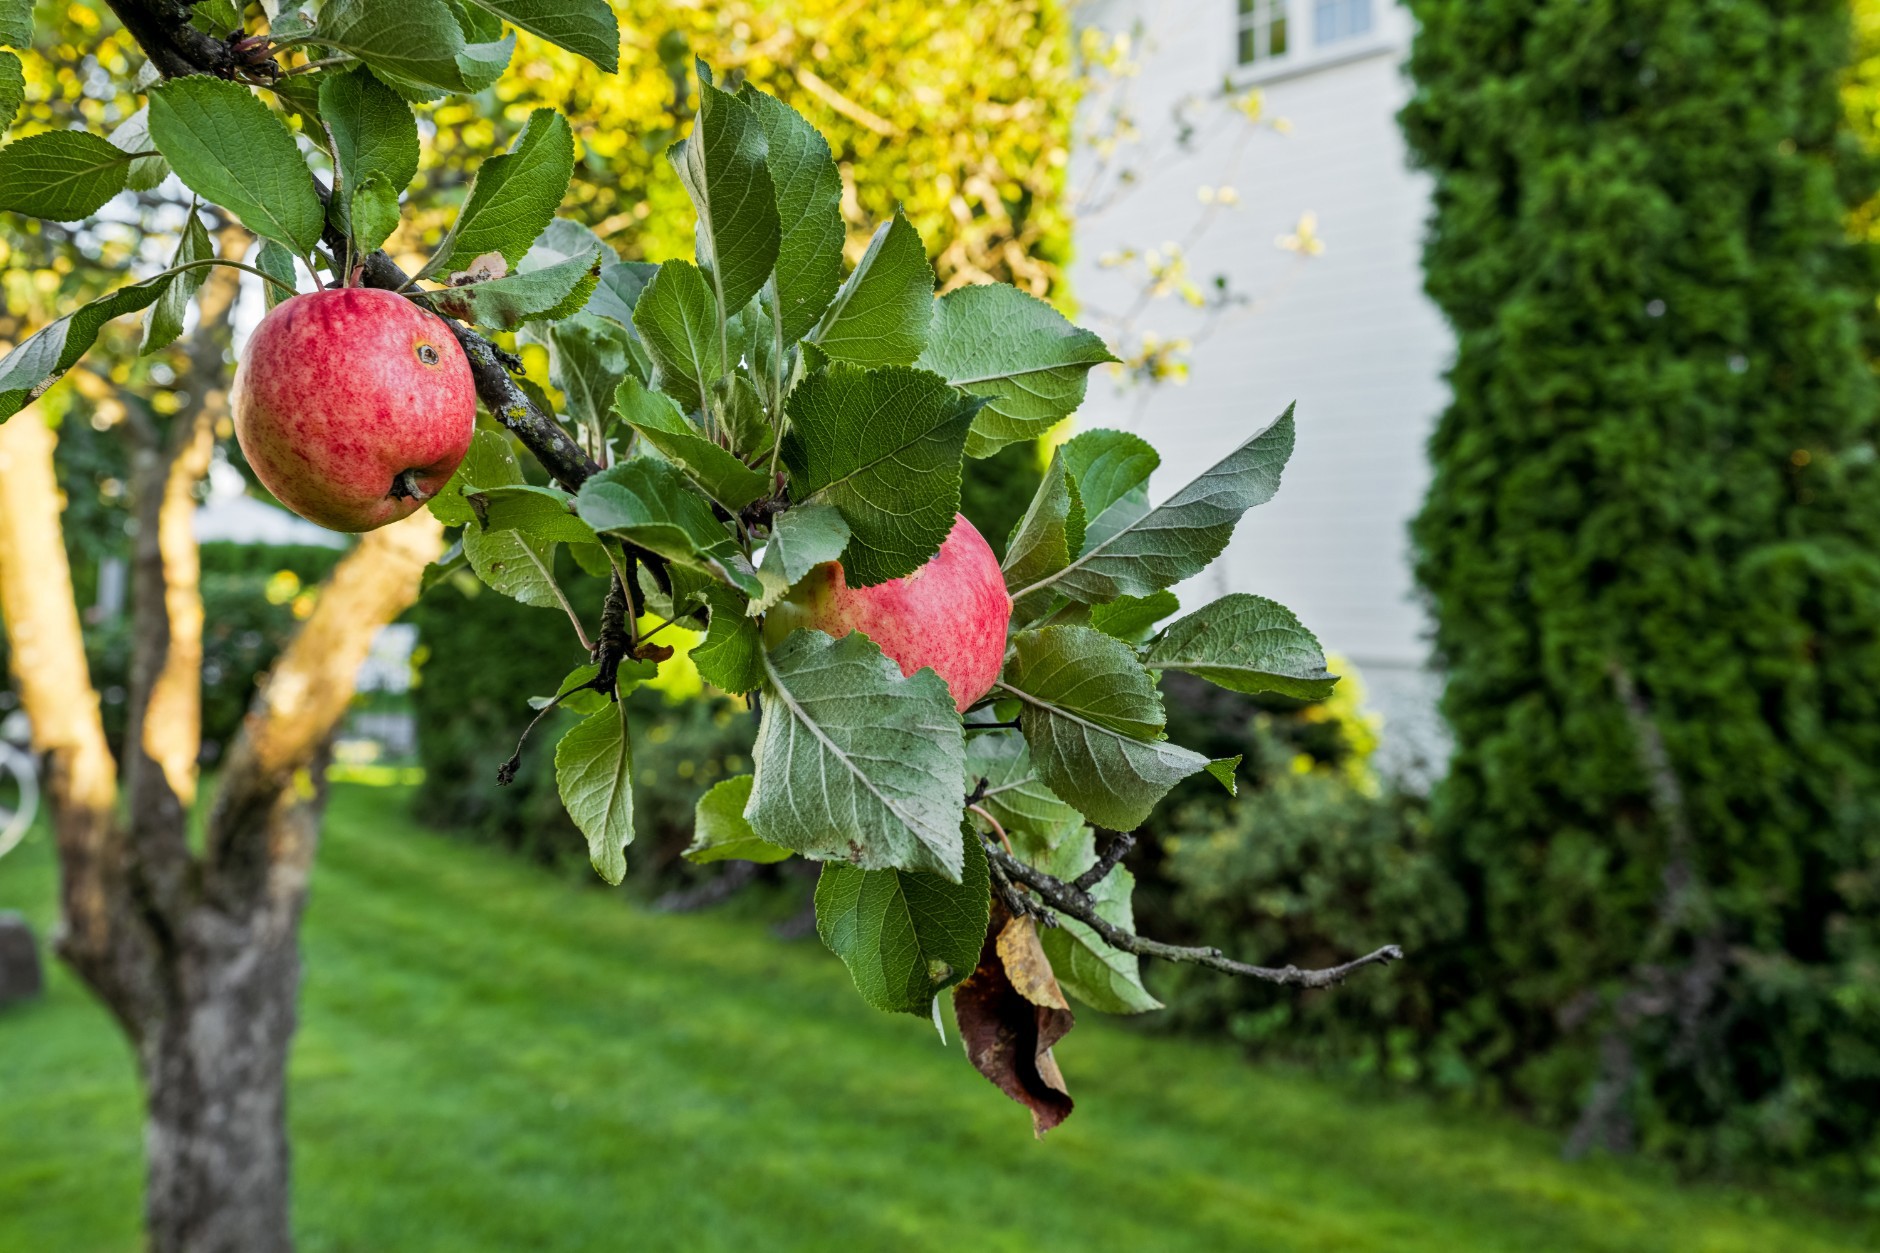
[1403,0,1880,1178]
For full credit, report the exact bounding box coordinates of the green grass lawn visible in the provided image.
[1,784,1873,1253]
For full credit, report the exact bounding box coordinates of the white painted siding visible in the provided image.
[1069,0,1452,774]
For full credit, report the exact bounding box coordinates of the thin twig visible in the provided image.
[967,803,1013,856]
[981,837,1403,989]
[1072,832,1136,892]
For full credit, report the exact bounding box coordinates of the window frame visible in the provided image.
[1227,0,1396,86]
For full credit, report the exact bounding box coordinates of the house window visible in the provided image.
[1313,0,1373,45]
[1236,0,1289,66]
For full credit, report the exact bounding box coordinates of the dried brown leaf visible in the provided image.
[954,899,1075,1136]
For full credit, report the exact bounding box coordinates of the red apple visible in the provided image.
[765,514,1012,712]
[232,287,477,533]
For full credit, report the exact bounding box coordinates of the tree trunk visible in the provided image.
[142,891,306,1253]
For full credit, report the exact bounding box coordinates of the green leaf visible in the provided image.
[0,52,25,137]
[0,275,171,422]
[1061,428,1157,549]
[106,106,171,192]
[1033,829,1161,1015]
[433,108,573,275]
[1016,407,1297,606]
[1002,447,1083,616]
[739,86,843,343]
[747,629,968,880]
[964,732,1082,858]
[684,775,792,865]
[319,66,419,246]
[917,284,1118,458]
[719,372,774,458]
[670,62,780,319]
[574,457,760,596]
[0,130,131,221]
[816,823,989,1015]
[691,584,764,694]
[752,501,848,613]
[555,699,634,885]
[780,363,981,586]
[587,259,657,327]
[463,524,563,608]
[638,559,712,627]
[0,0,30,49]
[1205,756,1240,795]
[468,484,598,546]
[419,540,468,595]
[140,209,213,356]
[807,208,934,366]
[255,240,299,310]
[615,375,769,512]
[421,249,599,330]
[314,0,515,101]
[348,177,401,257]
[531,663,608,716]
[545,313,630,436]
[632,259,723,412]
[1088,591,1179,645]
[999,626,1208,831]
[147,76,323,253]
[460,0,618,72]
[430,428,521,526]
[189,0,240,34]
[1142,592,1337,700]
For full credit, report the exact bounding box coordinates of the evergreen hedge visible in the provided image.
[1403,0,1880,1178]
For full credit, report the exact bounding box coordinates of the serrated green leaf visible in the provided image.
[463,523,563,608]
[1016,407,1296,606]
[429,427,520,525]
[574,457,760,596]
[532,663,607,715]
[140,209,213,356]
[1061,427,1157,550]
[739,86,843,343]
[319,66,418,248]
[461,0,618,72]
[1033,828,1161,1015]
[522,217,606,270]
[1206,756,1240,795]
[780,363,981,587]
[468,483,598,546]
[1,53,27,137]
[1003,447,1084,616]
[0,130,132,222]
[0,0,30,49]
[0,275,172,422]
[671,62,780,320]
[346,176,399,257]
[632,258,722,412]
[586,259,656,326]
[807,208,934,366]
[189,0,241,34]
[747,629,968,880]
[255,239,299,310]
[719,372,774,458]
[419,539,467,595]
[615,375,769,512]
[556,699,634,884]
[816,822,988,1015]
[147,76,323,253]
[917,284,1118,458]
[964,731,1082,858]
[1142,592,1337,700]
[432,108,572,275]
[685,775,791,864]
[752,501,848,613]
[545,313,630,437]
[106,106,170,192]
[999,625,1208,831]
[691,583,764,694]
[1088,591,1179,644]
[422,249,599,330]
[638,559,712,627]
[315,0,515,101]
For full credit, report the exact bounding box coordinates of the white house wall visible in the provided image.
[1069,0,1452,777]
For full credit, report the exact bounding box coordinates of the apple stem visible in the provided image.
[389,470,431,503]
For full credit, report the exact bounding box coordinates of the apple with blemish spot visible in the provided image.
[765,513,1012,712]
[232,287,477,533]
